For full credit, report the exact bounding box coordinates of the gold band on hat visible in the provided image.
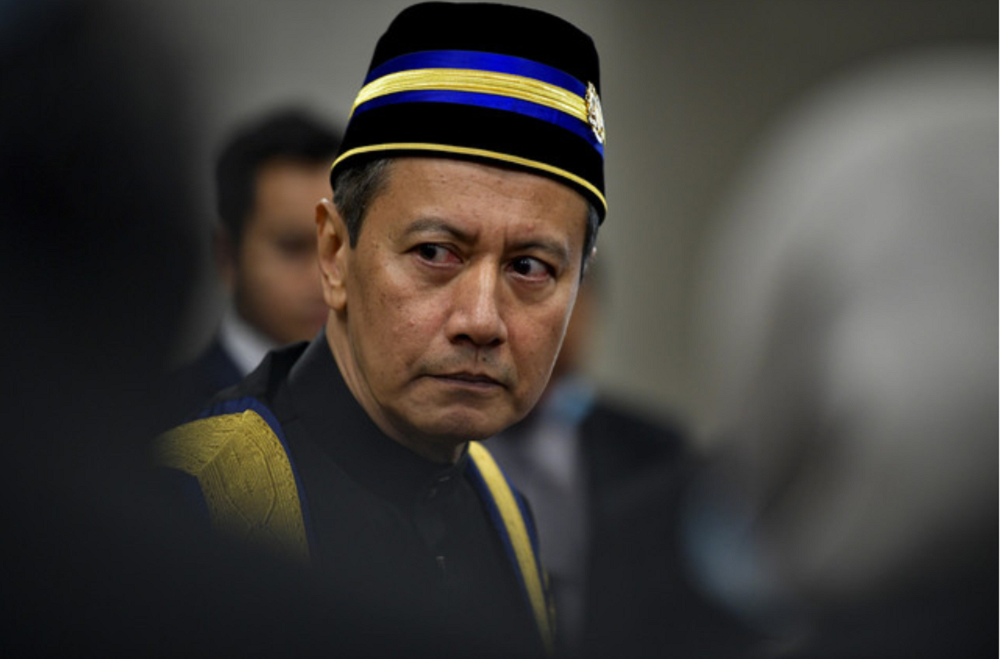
[352,67,588,123]
[332,142,608,213]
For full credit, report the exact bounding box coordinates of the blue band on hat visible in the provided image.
[364,49,587,97]
[353,89,604,156]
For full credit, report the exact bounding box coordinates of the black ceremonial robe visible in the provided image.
[158,333,552,658]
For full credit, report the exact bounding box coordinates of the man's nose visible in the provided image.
[446,264,507,348]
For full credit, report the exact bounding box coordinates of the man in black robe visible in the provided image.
[158,4,610,657]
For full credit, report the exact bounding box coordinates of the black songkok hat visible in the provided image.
[331,2,607,220]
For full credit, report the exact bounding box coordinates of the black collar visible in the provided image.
[283,332,468,507]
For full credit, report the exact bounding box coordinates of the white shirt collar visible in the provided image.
[218,307,279,377]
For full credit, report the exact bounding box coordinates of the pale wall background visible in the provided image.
[150,0,995,438]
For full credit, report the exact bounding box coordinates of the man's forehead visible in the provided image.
[379,157,588,240]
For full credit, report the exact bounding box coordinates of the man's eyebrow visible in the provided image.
[402,217,572,268]
[401,218,473,242]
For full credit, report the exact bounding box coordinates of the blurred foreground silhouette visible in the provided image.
[690,46,997,658]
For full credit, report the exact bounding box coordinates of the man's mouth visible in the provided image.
[432,372,505,389]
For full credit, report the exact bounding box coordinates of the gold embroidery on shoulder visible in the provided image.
[158,410,310,563]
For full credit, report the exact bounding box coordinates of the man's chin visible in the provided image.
[417,410,514,444]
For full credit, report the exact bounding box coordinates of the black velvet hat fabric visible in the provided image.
[331,2,607,219]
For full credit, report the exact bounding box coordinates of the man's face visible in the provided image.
[232,159,331,344]
[321,158,588,458]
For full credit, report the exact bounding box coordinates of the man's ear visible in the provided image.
[316,198,350,311]
[213,225,236,293]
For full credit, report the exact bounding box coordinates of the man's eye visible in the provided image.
[415,243,456,264]
[509,256,552,280]
[276,236,314,256]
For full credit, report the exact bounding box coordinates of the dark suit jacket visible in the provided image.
[578,400,763,658]
[159,337,242,431]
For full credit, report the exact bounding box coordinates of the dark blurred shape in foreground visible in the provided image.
[691,46,997,658]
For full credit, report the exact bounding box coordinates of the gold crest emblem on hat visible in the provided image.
[586,82,605,145]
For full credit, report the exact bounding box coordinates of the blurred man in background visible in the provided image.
[488,267,685,654]
[489,266,766,657]
[178,110,342,414]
